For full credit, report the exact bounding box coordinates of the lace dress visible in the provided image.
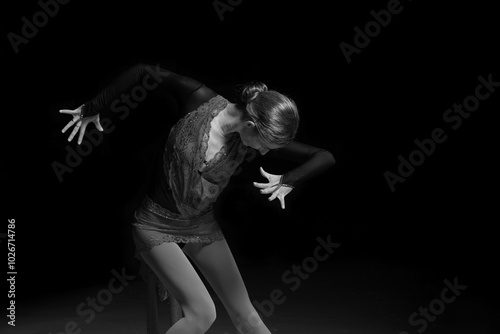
[130,95,247,301]
[132,95,247,251]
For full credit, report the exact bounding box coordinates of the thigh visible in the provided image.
[139,241,214,316]
[183,239,253,315]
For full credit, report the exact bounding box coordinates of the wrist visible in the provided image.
[279,174,295,189]
[81,102,98,118]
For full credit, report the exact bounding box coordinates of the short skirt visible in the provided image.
[132,195,225,255]
[131,196,224,301]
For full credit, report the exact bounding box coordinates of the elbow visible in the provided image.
[327,150,336,168]
[319,149,336,169]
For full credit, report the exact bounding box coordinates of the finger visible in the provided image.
[77,122,88,145]
[59,109,77,115]
[259,167,270,180]
[61,119,76,133]
[268,189,279,202]
[61,120,74,133]
[260,185,278,194]
[94,117,104,132]
[68,121,81,142]
[253,182,270,189]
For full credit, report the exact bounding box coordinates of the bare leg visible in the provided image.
[139,241,216,334]
[183,239,272,334]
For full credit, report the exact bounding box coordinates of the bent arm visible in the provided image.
[267,140,336,187]
[81,63,217,120]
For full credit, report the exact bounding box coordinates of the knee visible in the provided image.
[185,299,216,333]
[198,306,216,332]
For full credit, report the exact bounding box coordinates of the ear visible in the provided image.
[245,120,257,129]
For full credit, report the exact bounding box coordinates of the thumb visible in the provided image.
[279,196,285,210]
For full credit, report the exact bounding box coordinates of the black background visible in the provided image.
[2,0,498,316]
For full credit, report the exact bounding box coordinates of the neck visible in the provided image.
[217,103,245,136]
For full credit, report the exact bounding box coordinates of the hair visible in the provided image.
[236,82,299,146]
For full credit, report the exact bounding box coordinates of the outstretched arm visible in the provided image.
[253,140,335,209]
[60,63,217,144]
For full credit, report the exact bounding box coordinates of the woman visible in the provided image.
[60,63,335,334]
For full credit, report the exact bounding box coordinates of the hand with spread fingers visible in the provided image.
[60,105,103,145]
[253,166,294,210]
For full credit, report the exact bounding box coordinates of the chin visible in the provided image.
[241,138,252,148]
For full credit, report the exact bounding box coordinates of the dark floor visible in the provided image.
[2,257,497,334]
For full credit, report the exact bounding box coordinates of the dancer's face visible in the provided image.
[239,122,282,155]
